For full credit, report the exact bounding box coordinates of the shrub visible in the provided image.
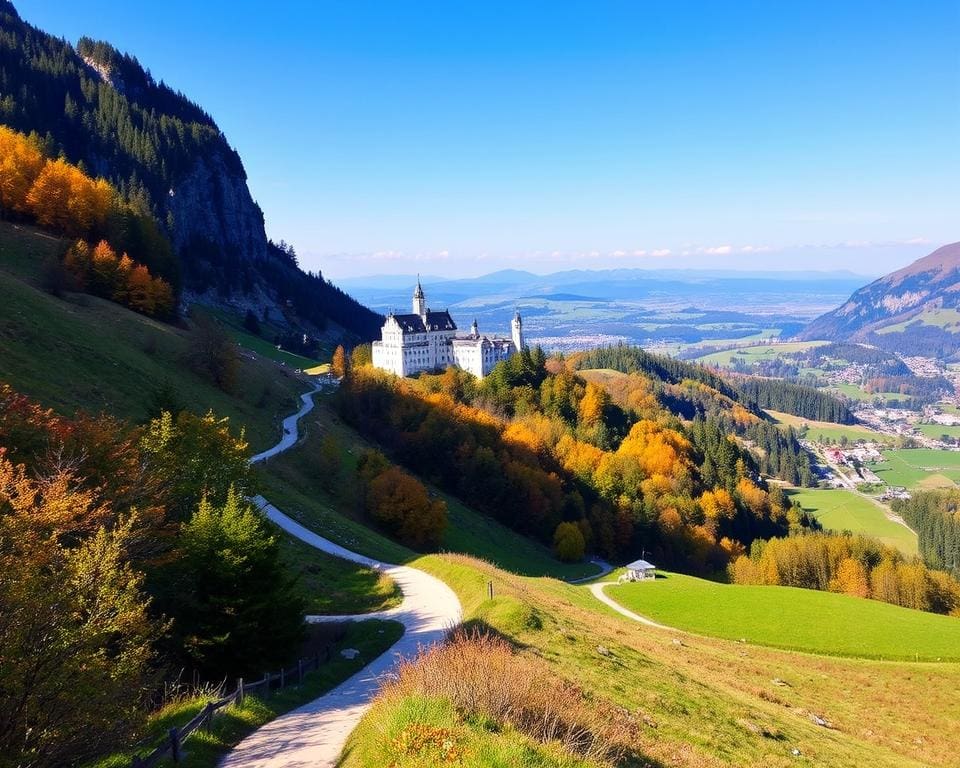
[366,466,447,550]
[553,521,585,562]
[381,630,638,766]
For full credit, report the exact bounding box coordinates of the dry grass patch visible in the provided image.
[383,630,640,766]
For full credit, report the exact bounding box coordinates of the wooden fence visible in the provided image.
[130,648,330,767]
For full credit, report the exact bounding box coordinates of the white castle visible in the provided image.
[372,279,524,379]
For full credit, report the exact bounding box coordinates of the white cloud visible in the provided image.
[651,248,671,257]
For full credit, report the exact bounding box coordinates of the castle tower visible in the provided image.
[511,310,524,351]
[470,319,479,337]
[413,276,426,318]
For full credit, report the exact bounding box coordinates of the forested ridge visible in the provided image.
[340,349,820,575]
[893,490,960,577]
[0,1,382,339]
[571,343,853,424]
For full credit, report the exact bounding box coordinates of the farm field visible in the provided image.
[871,449,960,490]
[604,572,959,660]
[766,410,885,444]
[693,340,827,368]
[830,383,911,405]
[915,423,960,441]
[786,488,917,555]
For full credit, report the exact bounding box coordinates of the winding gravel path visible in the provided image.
[588,582,673,630]
[221,385,462,768]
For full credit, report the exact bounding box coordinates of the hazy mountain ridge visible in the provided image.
[800,242,960,356]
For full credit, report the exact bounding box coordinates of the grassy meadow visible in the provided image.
[0,222,306,452]
[605,572,958,660]
[341,553,960,768]
[786,487,917,555]
[872,449,960,490]
[766,410,885,444]
[693,340,827,368]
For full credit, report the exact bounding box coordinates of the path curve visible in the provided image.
[567,557,614,584]
[221,384,462,768]
[588,582,673,630]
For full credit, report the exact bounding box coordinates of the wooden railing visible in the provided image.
[130,649,330,767]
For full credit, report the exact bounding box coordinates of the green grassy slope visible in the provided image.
[786,488,917,555]
[0,222,304,452]
[345,554,960,768]
[606,571,957,660]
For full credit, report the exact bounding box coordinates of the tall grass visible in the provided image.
[381,630,638,766]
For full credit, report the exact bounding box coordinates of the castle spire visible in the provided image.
[413,275,426,317]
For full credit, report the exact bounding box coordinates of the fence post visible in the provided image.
[204,702,214,733]
[280,666,285,689]
[263,671,269,692]
[488,580,494,600]
[237,677,244,706]
[298,659,303,685]
[169,728,182,763]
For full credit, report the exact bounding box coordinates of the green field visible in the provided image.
[605,572,960,660]
[694,340,827,368]
[766,410,884,444]
[915,423,960,441]
[830,383,910,405]
[786,488,917,554]
[872,449,960,490]
[0,223,305,452]
[876,307,960,335]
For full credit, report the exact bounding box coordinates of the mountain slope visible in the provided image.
[0,1,382,340]
[799,241,960,356]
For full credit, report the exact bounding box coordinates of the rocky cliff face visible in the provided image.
[167,149,269,265]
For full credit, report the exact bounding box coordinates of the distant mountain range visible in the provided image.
[800,242,960,358]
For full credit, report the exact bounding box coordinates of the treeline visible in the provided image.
[64,239,175,318]
[0,5,384,341]
[892,490,960,577]
[733,377,853,424]
[0,124,177,317]
[340,355,818,574]
[0,384,304,766]
[867,326,960,360]
[570,343,852,425]
[798,343,910,376]
[0,3,230,221]
[730,532,960,616]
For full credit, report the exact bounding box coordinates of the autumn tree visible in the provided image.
[0,460,157,767]
[0,125,45,215]
[366,465,447,549]
[332,344,348,378]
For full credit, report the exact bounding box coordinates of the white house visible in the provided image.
[372,280,524,379]
[620,559,657,582]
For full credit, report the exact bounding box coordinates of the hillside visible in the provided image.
[0,1,382,340]
[800,241,960,357]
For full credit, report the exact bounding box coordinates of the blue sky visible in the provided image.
[16,1,960,278]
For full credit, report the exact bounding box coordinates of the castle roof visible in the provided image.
[390,311,457,334]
